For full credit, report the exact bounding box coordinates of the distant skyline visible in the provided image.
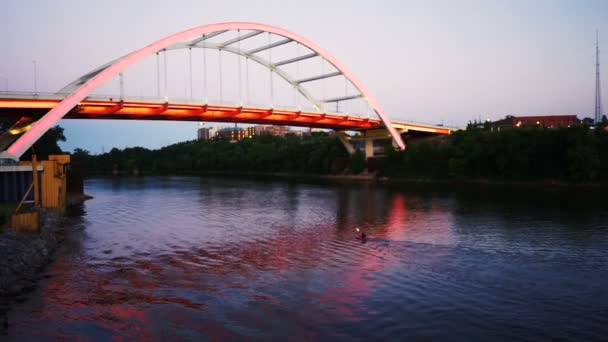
[1,0,607,153]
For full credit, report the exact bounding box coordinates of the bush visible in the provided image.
[349,150,367,174]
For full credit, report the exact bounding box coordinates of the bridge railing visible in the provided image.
[0,91,460,131]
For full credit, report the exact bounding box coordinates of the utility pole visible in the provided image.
[595,30,603,124]
[32,60,38,95]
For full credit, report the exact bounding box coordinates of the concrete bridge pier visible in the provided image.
[336,131,379,157]
[364,138,374,158]
[340,128,407,157]
[336,131,356,155]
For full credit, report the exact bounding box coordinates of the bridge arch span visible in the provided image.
[3,22,405,160]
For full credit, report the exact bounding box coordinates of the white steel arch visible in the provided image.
[2,22,405,160]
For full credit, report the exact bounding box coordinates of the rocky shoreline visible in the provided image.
[0,193,92,332]
[0,210,69,329]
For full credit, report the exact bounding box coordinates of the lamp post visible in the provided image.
[32,60,37,95]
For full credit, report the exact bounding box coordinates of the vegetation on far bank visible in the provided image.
[70,124,608,184]
[73,133,351,176]
[382,125,608,183]
[4,116,608,184]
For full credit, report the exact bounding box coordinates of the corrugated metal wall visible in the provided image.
[0,170,34,202]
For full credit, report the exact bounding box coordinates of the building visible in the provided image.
[251,125,292,136]
[197,126,223,140]
[216,127,246,141]
[197,127,211,140]
[254,125,271,136]
[493,115,578,130]
[245,127,255,138]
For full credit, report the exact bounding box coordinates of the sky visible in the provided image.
[1,0,608,153]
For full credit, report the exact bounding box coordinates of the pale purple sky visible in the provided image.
[1,0,607,153]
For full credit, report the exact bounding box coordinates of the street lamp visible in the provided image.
[32,60,37,95]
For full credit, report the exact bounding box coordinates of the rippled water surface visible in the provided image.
[6,176,608,340]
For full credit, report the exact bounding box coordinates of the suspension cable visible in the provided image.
[344,77,348,114]
[202,36,207,104]
[295,43,300,110]
[246,57,250,105]
[156,52,160,98]
[268,32,274,108]
[188,48,193,101]
[163,49,168,101]
[321,58,326,112]
[219,49,223,103]
[238,30,242,106]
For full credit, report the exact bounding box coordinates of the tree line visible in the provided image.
[72,133,354,176]
[381,125,608,183]
[68,125,608,183]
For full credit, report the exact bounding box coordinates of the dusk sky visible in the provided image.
[2,0,608,153]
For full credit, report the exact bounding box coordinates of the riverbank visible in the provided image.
[186,170,377,182]
[0,210,66,329]
[377,176,608,189]
[102,170,608,190]
[0,193,92,331]
[203,170,608,188]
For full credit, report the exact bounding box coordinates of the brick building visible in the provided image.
[493,115,578,129]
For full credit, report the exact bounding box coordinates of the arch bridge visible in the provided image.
[0,22,452,160]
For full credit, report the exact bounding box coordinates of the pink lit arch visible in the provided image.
[4,22,405,160]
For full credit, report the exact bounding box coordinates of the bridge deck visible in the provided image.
[0,95,453,134]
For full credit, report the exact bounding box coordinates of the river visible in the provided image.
[5,176,608,340]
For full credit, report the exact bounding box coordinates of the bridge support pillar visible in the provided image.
[336,131,356,155]
[392,128,406,150]
[364,138,374,158]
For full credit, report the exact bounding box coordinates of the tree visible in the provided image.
[21,125,66,160]
[349,149,366,174]
[0,118,11,132]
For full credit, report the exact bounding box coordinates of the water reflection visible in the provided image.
[5,177,608,340]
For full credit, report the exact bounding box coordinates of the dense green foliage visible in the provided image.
[0,118,10,132]
[73,126,608,183]
[0,119,64,160]
[348,150,367,174]
[381,126,608,182]
[21,126,66,161]
[73,133,350,176]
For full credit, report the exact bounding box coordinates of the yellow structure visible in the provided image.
[40,155,70,210]
[10,211,40,233]
[8,154,70,233]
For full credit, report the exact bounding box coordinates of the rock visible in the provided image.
[0,210,69,316]
[21,280,36,292]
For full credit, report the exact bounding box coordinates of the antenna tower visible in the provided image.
[596,30,603,124]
